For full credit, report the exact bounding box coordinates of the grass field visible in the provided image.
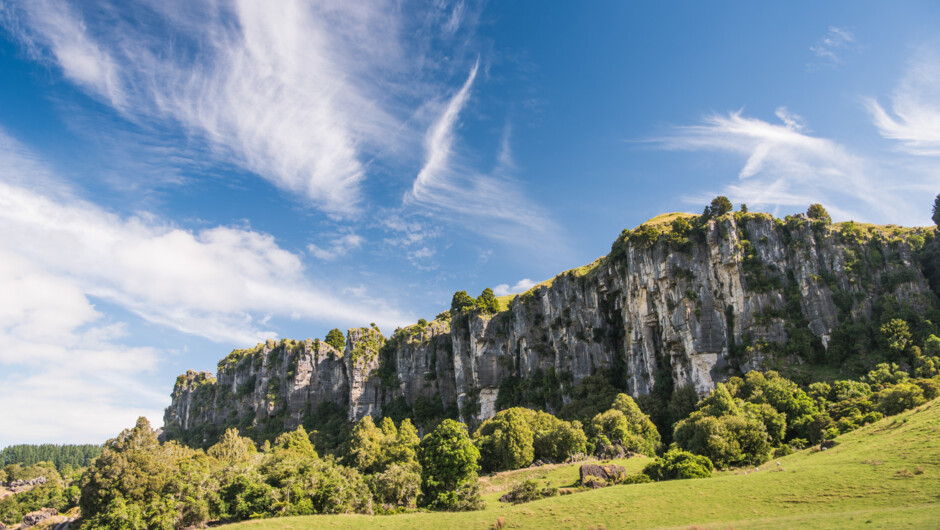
[226,398,940,529]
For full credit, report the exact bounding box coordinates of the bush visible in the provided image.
[499,479,558,504]
[643,448,713,481]
[369,464,421,509]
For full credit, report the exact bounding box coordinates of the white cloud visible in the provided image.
[406,63,563,250]
[0,131,413,345]
[866,55,940,156]
[653,109,935,225]
[0,248,165,445]
[0,128,418,443]
[809,26,856,66]
[0,0,450,215]
[493,278,537,297]
[307,232,364,261]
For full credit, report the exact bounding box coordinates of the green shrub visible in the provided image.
[369,464,421,509]
[499,479,558,504]
[643,448,713,481]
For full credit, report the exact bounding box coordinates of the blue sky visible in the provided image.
[0,0,938,445]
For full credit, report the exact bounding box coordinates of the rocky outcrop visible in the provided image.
[164,214,936,442]
[580,463,628,488]
[21,508,57,527]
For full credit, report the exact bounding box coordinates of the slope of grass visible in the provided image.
[227,399,940,529]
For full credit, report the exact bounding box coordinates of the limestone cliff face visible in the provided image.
[164,214,935,441]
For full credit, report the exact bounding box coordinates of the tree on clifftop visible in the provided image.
[807,203,832,224]
[933,193,939,227]
[708,196,733,217]
[325,328,345,352]
[450,291,476,313]
[476,288,500,314]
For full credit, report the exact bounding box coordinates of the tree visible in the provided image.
[875,382,926,415]
[80,417,215,529]
[672,385,773,468]
[272,426,317,459]
[344,417,383,473]
[807,203,832,224]
[708,196,733,218]
[208,428,257,464]
[933,193,940,227]
[880,318,912,360]
[418,420,483,511]
[450,291,476,313]
[476,288,500,314]
[474,408,535,472]
[325,329,346,352]
[610,394,662,455]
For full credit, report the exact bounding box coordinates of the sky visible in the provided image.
[0,0,938,446]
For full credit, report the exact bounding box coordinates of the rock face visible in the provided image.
[21,507,58,527]
[580,463,628,488]
[163,214,936,443]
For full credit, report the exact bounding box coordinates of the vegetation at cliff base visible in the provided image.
[224,397,940,529]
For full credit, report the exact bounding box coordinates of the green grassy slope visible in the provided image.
[228,399,940,529]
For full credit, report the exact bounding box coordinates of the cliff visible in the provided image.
[163,212,937,445]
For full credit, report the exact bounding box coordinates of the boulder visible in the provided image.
[579,463,627,487]
[22,507,58,527]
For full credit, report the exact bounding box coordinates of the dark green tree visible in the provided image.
[325,329,346,352]
[476,288,500,314]
[450,291,476,313]
[708,196,733,218]
[933,193,940,227]
[474,408,535,472]
[418,420,483,511]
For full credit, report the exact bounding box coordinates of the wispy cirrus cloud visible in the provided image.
[809,26,856,68]
[307,231,364,261]
[652,106,934,225]
[0,0,474,216]
[406,62,563,251]
[866,54,940,156]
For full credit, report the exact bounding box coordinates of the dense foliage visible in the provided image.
[0,462,80,525]
[1,444,101,472]
[642,448,713,481]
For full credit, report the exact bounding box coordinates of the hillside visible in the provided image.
[227,398,940,529]
[163,210,938,447]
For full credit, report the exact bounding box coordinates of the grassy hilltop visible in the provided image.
[229,398,940,529]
